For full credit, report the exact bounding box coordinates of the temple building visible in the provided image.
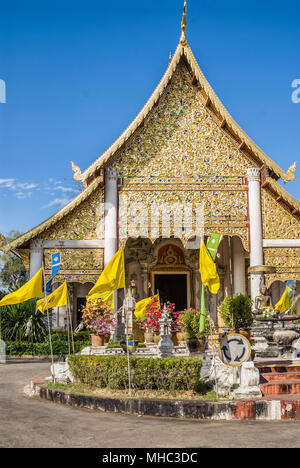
[1,2,299,328]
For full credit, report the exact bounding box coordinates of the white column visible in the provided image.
[104,167,118,266]
[29,240,43,279]
[232,237,246,295]
[246,168,264,304]
[104,167,119,312]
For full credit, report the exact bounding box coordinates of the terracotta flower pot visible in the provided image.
[154,335,161,345]
[186,338,199,352]
[197,338,206,352]
[176,332,185,342]
[90,334,106,347]
[172,335,179,346]
[144,332,155,343]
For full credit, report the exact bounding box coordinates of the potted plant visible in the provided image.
[169,307,183,345]
[180,309,203,351]
[136,296,162,343]
[219,294,253,337]
[81,298,115,347]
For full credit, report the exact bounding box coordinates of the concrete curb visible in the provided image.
[29,379,300,421]
[7,355,60,361]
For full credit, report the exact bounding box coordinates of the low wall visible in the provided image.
[33,384,300,421]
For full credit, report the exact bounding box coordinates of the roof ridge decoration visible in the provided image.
[263,177,300,214]
[76,11,297,186]
[180,0,187,47]
[71,161,87,188]
[0,233,6,250]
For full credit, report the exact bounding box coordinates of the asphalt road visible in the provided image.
[1,360,300,448]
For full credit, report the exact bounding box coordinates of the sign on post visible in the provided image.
[0,340,6,364]
[218,333,251,368]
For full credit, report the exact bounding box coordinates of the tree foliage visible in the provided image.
[0,230,27,290]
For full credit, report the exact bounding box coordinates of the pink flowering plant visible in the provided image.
[136,300,177,334]
[170,308,183,333]
[81,299,116,336]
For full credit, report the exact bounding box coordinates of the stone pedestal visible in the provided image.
[49,360,74,384]
[233,362,262,399]
[157,305,174,357]
[252,322,300,360]
[0,340,6,364]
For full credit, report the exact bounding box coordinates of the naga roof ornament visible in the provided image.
[71,161,87,188]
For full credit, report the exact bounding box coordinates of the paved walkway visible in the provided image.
[1,360,300,448]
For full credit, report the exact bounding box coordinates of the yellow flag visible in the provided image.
[87,291,114,309]
[134,295,160,319]
[275,287,291,314]
[199,240,220,294]
[88,248,125,296]
[0,268,43,307]
[37,282,68,315]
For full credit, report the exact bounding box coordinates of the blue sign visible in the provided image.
[46,252,61,293]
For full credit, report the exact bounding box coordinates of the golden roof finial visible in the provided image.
[180,0,187,46]
[284,161,297,182]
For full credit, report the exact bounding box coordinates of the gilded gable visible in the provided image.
[114,61,255,181]
[40,186,105,241]
[262,189,300,239]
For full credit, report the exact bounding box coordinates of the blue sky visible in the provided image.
[0,0,299,236]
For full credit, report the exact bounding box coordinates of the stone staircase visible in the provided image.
[257,362,300,397]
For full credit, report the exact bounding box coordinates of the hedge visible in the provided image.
[68,355,203,392]
[5,340,90,356]
[48,331,92,343]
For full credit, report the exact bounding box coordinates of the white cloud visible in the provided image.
[0,176,77,204]
[54,185,77,193]
[43,198,71,209]
[0,179,15,188]
[15,192,27,199]
[15,183,38,190]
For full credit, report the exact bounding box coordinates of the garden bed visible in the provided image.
[44,381,217,401]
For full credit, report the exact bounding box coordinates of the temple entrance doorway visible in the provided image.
[150,243,192,312]
[154,273,188,311]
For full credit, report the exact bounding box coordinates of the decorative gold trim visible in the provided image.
[248,265,277,274]
[263,177,300,214]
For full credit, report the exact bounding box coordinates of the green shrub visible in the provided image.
[0,300,47,342]
[68,355,203,392]
[5,340,90,356]
[219,294,253,330]
[49,330,91,343]
[180,309,209,338]
[106,341,123,349]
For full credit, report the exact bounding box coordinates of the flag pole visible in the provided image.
[66,301,70,355]
[200,236,219,400]
[124,288,132,396]
[42,264,56,384]
[67,288,75,354]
